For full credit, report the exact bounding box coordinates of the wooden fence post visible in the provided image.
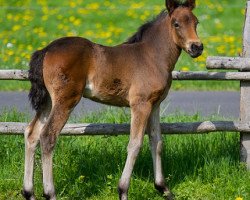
[240,0,250,168]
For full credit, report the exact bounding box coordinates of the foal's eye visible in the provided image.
[174,22,180,28]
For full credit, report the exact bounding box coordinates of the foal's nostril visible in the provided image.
[191,44,199,52]
[191,43,203,52]
[199,43,204,51]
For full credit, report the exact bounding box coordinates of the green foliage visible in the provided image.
[0,0,246,91]
[0,109,248,199]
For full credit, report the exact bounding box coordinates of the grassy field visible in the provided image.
[0,108,249,200]
[0,0,248,199]
[0,0,246,91]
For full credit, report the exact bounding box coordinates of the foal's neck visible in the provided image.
[142,15,181,72]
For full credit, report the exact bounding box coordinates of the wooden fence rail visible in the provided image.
[2,69,250,81]
[1,121,249,136]
[207,56,250,70]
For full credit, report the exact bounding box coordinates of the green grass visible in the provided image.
[0,0,246,91]
[0,108,248,200]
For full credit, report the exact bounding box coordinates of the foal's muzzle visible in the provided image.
[188,43,204,58]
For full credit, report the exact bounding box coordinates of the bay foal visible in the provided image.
[22,0,203,199]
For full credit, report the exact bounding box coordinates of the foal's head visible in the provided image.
[166,0,203,58]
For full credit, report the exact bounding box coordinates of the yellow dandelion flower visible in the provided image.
[217,6,223,12]
[3,38,8,44]
[130,2,145,9]
[42,6,49,15]
[140,14,147,21]
[181,66,189,71]
[42,15,48,21]
[57,24,64,30]
[84,30,94,37]
[38,31,47,38]
[127,10,134,17]
[199,63,206,68]
[13,15,20,22]
[99,31,111,39]
[241,9,245,15]
[73,19,81,26]
[235,197,243,200]
[87,3,100,10]
[42,41,47,46]
[15,57,21,63]
[195,55,206,62]
[7,13,13,20]
[229,49,236,55]
[77,8,89,15]
[25,54,31,60]
[27,45,33,51]
[67,31,76,36]
[3,56,8,62]
[12,25,21,31]
[69,1,77,8]
[11,39,16,44]
[23,14,32,22]
[216,45,226,54]
[106,39,113,45]
[7,50,14,56]
[224,36,235,43]
[69,16,76,22]
[209,36,221,43]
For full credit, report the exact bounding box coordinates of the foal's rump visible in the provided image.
[28,37,94,112]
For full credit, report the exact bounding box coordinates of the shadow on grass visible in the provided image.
[52,131,240,199]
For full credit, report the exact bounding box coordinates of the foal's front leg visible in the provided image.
[147,106,174,200]
[118,101,152,200]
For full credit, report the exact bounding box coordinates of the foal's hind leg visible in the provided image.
[118,101,152,200]
[147,106,173,200]
[39,91,82,200]
[22,105,51,200]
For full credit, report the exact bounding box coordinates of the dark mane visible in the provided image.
[125,10,168,44]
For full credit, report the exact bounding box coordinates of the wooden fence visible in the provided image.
[1,0,250,167]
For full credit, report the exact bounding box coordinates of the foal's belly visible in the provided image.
[82,82,129,107]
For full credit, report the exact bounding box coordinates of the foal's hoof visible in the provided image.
[163,191,175,200]
[154,183,175,200]
[118,185,128,200]
[21,189,35,200]
[43,193,56,200]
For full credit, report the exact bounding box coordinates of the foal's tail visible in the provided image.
[28,48,49,112]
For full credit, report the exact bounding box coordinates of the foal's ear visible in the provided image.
[183,0,196,10]
[165,0,179,14]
